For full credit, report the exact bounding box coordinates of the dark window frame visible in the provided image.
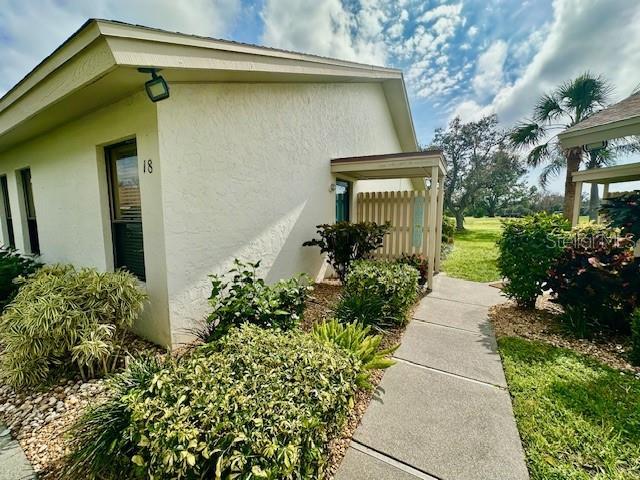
[105,139,146,281]
[18,168,39,255]
[0,175,15,249]
[335,179,352,222]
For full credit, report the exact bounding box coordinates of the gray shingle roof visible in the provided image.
[563,91,640,134]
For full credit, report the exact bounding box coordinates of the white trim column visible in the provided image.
[427,166,439,288]
[572,181,582,226]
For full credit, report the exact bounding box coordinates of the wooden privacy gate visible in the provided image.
[356,190,437,261]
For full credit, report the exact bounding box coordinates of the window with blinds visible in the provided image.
[106,140,146,281]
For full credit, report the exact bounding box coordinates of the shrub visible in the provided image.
[63,356,165,479]
[442,216,456,245]
[198,259,312,342]
[497,213,569,308]
[67,325,360,479]
[312,319,397,389]
[334,290,387,327]
[600,190,640,239]
[342,260,419,326]
[0,247,41,309]
[303,222,390,281]
[0,265,146,387]
[545,225,640,336]
[631,309,640,366]
[395,253,428,286]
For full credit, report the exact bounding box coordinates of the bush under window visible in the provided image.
[497,213,569,308]
[303,221,389,281]
[198,259,312,342]
[66,325,361,480]
[0,265,146,387]
[545,226,640,336]
[0,247,41,309]
[340,260,419,326]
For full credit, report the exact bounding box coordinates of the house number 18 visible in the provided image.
[143,159,153,174]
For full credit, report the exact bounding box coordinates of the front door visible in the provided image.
[106,140,146,280]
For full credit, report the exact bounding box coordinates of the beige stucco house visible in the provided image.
[0,19,445,347]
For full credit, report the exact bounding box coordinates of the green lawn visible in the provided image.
[442,217,502,282]
[499,337,640,480]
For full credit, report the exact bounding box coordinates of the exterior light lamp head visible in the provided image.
[582,141,608,153]
[138,68,170,102]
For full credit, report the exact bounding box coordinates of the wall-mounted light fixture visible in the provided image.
[582,141,608,153]
[138,68,170,103]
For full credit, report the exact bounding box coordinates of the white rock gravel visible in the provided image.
[0,377,108,477]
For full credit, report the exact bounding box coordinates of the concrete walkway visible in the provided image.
[0,424,35,479]
[336,275,529,480]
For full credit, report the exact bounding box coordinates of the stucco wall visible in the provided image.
[0,93,171,347]
[157,82,407,343]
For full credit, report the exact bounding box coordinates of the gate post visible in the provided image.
[427,166,439,289]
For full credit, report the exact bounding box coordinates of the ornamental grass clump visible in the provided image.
[312,318,397,389]
[496,213,569,308]
[339,260,419,326]
[65,325,360,480]
[0,265,146,387]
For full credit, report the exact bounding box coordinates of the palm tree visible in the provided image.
[509,73,611,219]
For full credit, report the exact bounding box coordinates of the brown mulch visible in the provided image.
[490,295,640,375]
[302,282,422,479]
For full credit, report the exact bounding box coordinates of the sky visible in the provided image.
[1,0,640,193]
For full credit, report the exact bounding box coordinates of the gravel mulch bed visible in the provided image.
[490,295,639,376]
[0,334,164,478]
[0,283,421,479]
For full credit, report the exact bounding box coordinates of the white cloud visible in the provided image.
[261,0,391,66]
[417,3,463,23]
[453,0,640,127]
[471,40,508,97]
[0,0,242,95]
[260,0,467,99]
[467,26,478,38]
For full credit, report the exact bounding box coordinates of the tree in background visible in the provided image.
[431,115,506,230]
[475,151,527,217]
[509,73,611,220]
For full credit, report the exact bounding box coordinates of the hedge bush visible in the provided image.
[395,253,428,286]
[442,216,456,245]
[545,225,640,336]
[0,247,41,309]
[340,260,419,326]
[303,222,389,281]
[66,325,360,479]
[198,259,312,342]
[0,265,146,387]
[497,213,569,308]
[600,190,640,239]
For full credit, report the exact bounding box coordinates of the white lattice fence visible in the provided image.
[356,190,431,260]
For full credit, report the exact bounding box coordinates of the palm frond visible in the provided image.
[539,155,566,188]
[534,93,564,122]
[558,72,612,123]
[527,143,553,167]
[509,122,546,149]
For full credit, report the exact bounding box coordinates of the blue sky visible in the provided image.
[2,0,640,193]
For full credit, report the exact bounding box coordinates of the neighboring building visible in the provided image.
[0,20,445,346]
